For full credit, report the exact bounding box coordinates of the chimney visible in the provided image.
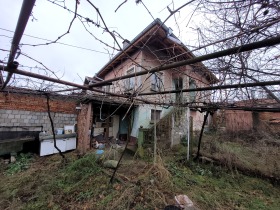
[122,39,130,49]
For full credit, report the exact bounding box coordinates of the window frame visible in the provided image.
[173,77,183,103]
[189,78,196,102]
[151,109,162,123]
[151,72,163,92]
[125,66,135,91]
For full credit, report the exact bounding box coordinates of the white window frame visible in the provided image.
[125,66,135,91]
[151,72,163,92]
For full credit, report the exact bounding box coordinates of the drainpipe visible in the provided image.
[1,0,36,90]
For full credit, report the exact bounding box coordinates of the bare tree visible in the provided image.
[188,0,280,103]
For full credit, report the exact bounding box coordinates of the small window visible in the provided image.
[173,77,183,103]
[102,85,110,93]
[151,109,161,123]
[125,67,135,91]
[189,78,196,102]
[151,73,163,92]
[101,85,111,95]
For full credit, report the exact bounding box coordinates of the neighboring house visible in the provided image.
[88,19,218,146]
[222,99,280,134]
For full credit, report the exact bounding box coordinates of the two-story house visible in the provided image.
[88,19,218,146]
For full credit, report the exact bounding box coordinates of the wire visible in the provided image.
[0,27,108,54]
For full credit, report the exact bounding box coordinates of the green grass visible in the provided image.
[5,153,33,175]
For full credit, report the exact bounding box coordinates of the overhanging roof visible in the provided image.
[96,18,218,84]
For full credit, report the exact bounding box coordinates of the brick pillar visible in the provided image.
[77,103,92,154]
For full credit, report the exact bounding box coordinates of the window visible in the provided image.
[151,109,161,123]
[173,77,183,103]
[125,66,135,91]
[151,73,163,92]
[102,85,110,93]
[189,78,196,102]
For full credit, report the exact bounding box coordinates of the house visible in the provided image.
[88,19,218,146]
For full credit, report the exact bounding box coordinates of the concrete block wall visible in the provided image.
[0,92,78,133]
[0,109,76,133]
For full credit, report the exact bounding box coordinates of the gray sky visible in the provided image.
[0,0,199,88]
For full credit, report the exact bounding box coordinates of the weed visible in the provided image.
[180,135,187,146]
[99,193,114,206]
[5,153,33,175]
[76,190,94,201]
[192,164,213,176]
[51,153,101,193]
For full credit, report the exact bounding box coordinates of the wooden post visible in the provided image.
[105,111,110,140]
[153,105,157,165]
[171,112,174,148]
[190,116,194,159]
[77,103,92,154]
[194,111,210,160]
[137,128,144,158]
[90,104,95,148]
[187,107,190,161]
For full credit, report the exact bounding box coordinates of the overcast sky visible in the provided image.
[0,0,199,88]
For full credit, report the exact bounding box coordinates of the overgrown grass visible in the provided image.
[0,152,107,210]
[197,131,280,178]
[168,160,280,210]
[1,148,280,210]
[5,153,33,175]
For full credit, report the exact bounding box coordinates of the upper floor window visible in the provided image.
[125,66,135,91]
[151,72,163,92]
[189,78,196,102]
[173,77,183,103]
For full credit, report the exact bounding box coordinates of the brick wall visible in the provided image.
[0,92,78,133]
[0,92,76,114]
[225,110,253,132]
[259,112,280,134]
[224,110,280,134]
